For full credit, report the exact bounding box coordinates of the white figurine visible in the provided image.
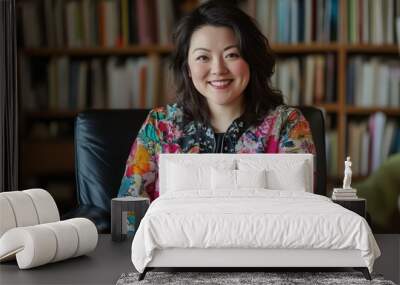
[342,156,352,189]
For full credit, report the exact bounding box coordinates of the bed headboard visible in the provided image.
[159,153,314,195]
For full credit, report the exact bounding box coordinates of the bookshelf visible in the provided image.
[22,44,399,56]
[17,0,400,207]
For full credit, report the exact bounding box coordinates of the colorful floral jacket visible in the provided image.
[117,103,316,201]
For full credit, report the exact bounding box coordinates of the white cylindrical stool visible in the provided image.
[111,197,149,242]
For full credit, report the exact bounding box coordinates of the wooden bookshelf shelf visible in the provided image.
[316,103,339,113]
[346,107,400,116]
[23,45,336,56]
[344,45,399,54]
[23,44,343,57]
[21,44,399,57]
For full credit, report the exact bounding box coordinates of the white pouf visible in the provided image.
[0,189,98,269]
[1,191,40,228]
[0,218,98,269]
[0,196,17,237]
[0,189,60,237]
[24,188,60,223]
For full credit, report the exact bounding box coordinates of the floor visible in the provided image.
[373,235,400,284]
[0,235,133,285]
[0,234,399,284]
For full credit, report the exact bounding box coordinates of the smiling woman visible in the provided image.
[117,1,316,201]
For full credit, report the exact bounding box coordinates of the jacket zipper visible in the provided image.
[213,133,226,153]
[220,134,225,153]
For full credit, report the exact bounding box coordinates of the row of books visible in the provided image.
[347,0,400,45]
[271,54,336,106]
[243,0,339,44]
[18,0,189,48]
[326,115,400,178]
[346,56,400,107]
[20,55,175,111]
[18,0,400,48]
[22,54,399,111]
[21,54,340,111]
[347,113,400,176]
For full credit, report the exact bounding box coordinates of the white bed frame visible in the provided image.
[138,154,371,281]
[148,248,365,268]
[141,248,371,280]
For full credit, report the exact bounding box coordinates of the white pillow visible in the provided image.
[238,159,310,192]
[159,154,237,195]
[211,168,236,190]
[211,168,267,190]
[266,166,307,191]
[167,162,210,191]
[167,161,235,192]
[237,169,267,189]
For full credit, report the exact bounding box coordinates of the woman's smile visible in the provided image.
[208,79,234,89]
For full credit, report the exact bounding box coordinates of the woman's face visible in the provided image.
[187,26,250,109]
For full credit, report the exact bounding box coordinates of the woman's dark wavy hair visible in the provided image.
[171,0,284,126]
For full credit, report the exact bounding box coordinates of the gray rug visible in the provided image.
[116,271,396,285]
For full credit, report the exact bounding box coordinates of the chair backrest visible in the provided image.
[75,109,149,211]
[297,106,327,196]
[74,106,326,212]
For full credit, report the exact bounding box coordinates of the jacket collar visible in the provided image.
[181,117,248,153]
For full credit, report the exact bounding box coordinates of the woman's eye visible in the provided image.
[226,53,239,59]
[196,55,208,62]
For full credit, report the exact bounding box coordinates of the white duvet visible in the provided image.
[131,190,380,273]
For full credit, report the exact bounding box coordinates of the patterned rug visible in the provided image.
[116,271,396,285]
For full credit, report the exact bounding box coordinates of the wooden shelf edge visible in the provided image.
[21,44,399,56]
[345,44,399,54]
[315,103,339,113]
[18,43,341,56]
[22,44,340,56]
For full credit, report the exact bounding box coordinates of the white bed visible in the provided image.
[131,154,380,280]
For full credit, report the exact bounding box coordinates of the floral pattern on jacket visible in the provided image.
[117,103,316,201]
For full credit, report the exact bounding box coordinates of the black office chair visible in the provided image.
[64,107,326,232]
[298,106,327,196]
[63,110,149,232]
